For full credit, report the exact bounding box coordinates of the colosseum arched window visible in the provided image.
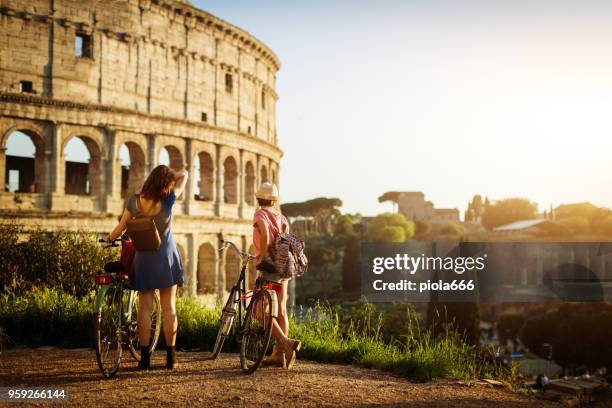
[4,131,41,193]
[223,156,238,204]
[245,161,255,206]
[194,152,214,201]
[64,136,101,196]
[260,165,268,184]
[225,248,241,292]
[119,142,146,198]
[197,242,216,294]
[158,146,184,172]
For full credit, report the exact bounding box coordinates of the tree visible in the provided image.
[597,216,612,236]
[415,219,432,237]
[366,213,415,243]
[520,303,612,371]
[281,197,343,235]
[555,202,611,233]
[304,236,340,300]
[559,216,590,234]
[481,198,538,230]
[471,195,484,219]
[497,313,526,352]
[440,221,465,237]
[333,214,355,236]
[465,195,484,222]
[341,233,361,293]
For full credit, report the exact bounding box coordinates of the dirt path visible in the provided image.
[0,347,558,407]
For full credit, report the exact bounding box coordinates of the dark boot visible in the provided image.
[166,345,178,369]
[138,345,151,370]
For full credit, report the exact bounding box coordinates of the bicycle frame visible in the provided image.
[94,277,137,321]
[219,240,279,336]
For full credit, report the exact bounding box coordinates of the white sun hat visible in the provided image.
[255,182,279,201]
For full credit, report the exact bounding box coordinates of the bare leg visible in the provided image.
[159,285,178,346]
[271,281,289,346]
[137,291,154,346]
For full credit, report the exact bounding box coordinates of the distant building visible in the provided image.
[379,191,460,223]
[492,219,570,236]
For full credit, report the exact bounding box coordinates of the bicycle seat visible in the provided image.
[104,261,124,273]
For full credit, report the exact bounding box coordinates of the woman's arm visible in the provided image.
[105,208,131,242]
[173,169,189,199]
[255,219,269,265]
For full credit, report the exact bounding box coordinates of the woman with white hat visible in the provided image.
[252,181,301,369]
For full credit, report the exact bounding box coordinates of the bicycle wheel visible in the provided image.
[240,289,273,374]
[94,284,123,378]
[205,287,238,360]
[127,290,162,361]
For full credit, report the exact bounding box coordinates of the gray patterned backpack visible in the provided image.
[263,209,308,279]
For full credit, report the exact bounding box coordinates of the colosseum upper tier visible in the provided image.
[0,0,282,303]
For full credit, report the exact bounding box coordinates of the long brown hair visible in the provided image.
[141,165,175,202]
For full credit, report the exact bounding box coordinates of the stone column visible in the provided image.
[238,149,244,218]
[184,138,195,214]
[146,133,157,173]
[214,144,223,216]
[104,129,121,213]
[187,233,198,298]
[255,154,261,190]
[0,148,6,192]
[217,233,226,301]
[49,124,65,211]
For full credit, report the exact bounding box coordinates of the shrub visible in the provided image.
[0,287,94,348]
[0,224,118,297]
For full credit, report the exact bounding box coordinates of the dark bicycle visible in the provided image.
[93,238,161,378]
[206,239,279,374]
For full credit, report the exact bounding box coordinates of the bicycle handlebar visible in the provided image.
[219,239,256,261]
[98,238,125,247]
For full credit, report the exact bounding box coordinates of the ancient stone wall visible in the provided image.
[0,0,282,305]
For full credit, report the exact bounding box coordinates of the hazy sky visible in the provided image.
[7,0,612,216]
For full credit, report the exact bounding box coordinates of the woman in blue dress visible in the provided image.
[106,165,188,370]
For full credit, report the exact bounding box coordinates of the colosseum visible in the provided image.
[0,0,282,305]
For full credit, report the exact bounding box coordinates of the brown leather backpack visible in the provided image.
[126,194,162,251]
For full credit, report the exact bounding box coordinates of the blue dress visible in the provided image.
[126,191,184,291]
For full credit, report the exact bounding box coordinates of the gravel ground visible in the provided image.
[0,347,559,407]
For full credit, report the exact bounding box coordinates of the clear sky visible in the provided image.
[7,0,612,216]
[196,0,612,216]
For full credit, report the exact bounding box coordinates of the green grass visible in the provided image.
[0,288,516,384]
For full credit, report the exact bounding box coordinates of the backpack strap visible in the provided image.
[262,208,285,235]
[134,194,142,217]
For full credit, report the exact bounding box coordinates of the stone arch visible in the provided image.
[197,242,216,294]
[2,129,45,193]
[194,151,214,201]
[245,161,255,206]
[119,142,146,198]
[260,164,268,184]
[159,145,184,172]
[63,135,103,196]
[225,248,242,292]
[247,244,257,289]
[223,156,238,204]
